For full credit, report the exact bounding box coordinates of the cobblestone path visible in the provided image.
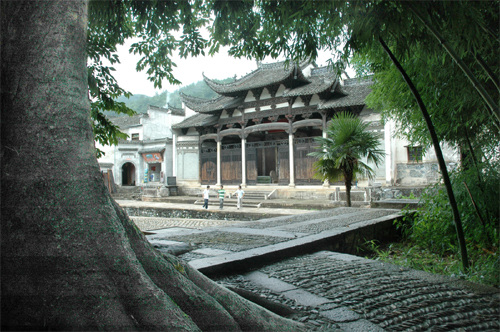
[264,253,499,331]
[132,216,243,231]
[216,252,500,332]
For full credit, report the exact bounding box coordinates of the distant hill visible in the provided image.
[109,91,168,116]
[108,77,234,117]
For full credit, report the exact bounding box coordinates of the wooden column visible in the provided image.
[322,113,330,187]
[288,133,295,187]
[286,114,295,188]
[239,118,247,188]
[216,142,221,186]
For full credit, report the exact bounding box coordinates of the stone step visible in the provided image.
[193,199,262,208]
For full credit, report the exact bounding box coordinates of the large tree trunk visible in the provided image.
[0,1,305,331]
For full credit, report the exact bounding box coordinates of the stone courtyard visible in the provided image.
[120,199,499,331]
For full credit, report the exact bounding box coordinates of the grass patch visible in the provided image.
[360,240,499,288]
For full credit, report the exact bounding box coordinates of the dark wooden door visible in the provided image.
[221,145,242,185]
[200,149,217,185]
[245,147,257,185]
[294,138,322,185]
[278,145,289,185]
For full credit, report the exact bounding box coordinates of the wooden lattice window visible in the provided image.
[407,146,422,162]
[131,133,139,141]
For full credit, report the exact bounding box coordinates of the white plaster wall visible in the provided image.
[276,84,286,97]
[183,103,197,119]
[292,98,305,108]
[260,88,271,100]
[95,141,115,166]
[125,126,143,141]
[309,94,321,106]
[163,144,173,177]
[177,149,199,180]
[142,110,170,139]
[244,90,255,102]
[171,114,186,126]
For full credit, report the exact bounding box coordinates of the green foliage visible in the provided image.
[410,162,499,253]
[309,112,385,205]
[366,241,499,287]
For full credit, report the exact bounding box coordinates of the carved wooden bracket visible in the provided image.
[251,88,263,101]
[252,118,262,124]
[267,84,280,98]
[268,116,278,122]
[300,95,312,106]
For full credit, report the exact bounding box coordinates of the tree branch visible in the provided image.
[378,36,469,272]
[408,3,499,124]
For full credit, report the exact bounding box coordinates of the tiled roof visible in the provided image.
[283,70,338,97]
[180,93,243,113]
[148,104,185,116]
[109,114,144,128]
[167,104,185,116]
[203,60,310,96]
[318,78,372,110]
[172,113,218,129]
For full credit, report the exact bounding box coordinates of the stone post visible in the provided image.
[172,133,177,177]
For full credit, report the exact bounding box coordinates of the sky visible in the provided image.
[111,39,339,97]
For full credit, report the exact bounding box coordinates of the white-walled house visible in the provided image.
[96,105,185,187]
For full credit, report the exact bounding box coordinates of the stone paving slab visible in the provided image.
[214,251,499,332]
[132,216,244,231]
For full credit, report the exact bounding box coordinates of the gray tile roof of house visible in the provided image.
[203,60,311,96]
[180,93,244,113]
[318,78,372,110]
[167,104,185,116]
[172,113,219,129]
[109,114,144,128]
[283,70,338,97]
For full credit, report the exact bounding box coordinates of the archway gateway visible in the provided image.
[121,162,135,186]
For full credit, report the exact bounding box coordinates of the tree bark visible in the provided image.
[0,1,306,331]
[378,37,469,272]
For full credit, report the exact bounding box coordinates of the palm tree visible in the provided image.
[309,112,385,207]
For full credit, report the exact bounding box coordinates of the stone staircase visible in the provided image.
[193,190,275,209]
[111,186,142,201]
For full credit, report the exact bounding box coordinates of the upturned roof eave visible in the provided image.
[203,62,311,96]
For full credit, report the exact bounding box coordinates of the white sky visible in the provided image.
[112,39,339,97]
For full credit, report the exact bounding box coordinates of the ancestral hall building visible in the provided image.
[171,60,385,188]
